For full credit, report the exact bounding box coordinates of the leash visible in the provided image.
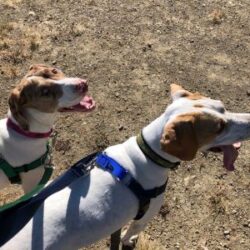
[0,152,98,246]
[0,131,179,248]
[110,228,122,250]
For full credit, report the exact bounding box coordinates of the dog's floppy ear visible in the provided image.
[170,84,191,101]
[160,113,224,161]
[8,88,29,130]
[160,113,198,160]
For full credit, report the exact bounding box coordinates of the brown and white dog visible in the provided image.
[2,84,250,250]
[0,64,95,193]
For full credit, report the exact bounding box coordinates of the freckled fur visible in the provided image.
[1,64,89,193]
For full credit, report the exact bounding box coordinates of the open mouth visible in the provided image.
[208,142,241,171]
[59,95,96,112]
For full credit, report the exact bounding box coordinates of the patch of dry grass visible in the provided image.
[2,0,23,8]
[0,19,42,78]
[136,233,165,250]
[0,186,23,206]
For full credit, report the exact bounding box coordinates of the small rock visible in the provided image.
[147,43,152,49]
[118,125,124,131]
[242,222,249,227]
[246,90,250,96]
[224,230,230,235]
[184,175,196,187]
[231,209,237,214]
[115,92,119,98]
[52,60,57,65]
[28,11,36,16]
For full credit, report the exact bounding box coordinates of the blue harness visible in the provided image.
[0,131,179,246]
[96,153,168,220]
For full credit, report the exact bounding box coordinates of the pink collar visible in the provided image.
[7,118,53,139]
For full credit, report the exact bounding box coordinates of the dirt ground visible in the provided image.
[0,0,249,249]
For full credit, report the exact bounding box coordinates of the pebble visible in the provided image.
[224,230,230,235]
[28,11,36,16]
[231,209,237,214]
[246,90,250,96]
[242,222,249,227]
[118,125,124,131]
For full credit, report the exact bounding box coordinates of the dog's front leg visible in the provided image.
[121,194,164,249]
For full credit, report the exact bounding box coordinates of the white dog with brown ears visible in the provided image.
[0,64,95,193]
[2,84,250,249]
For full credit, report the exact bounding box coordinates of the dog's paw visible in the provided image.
[121,235,139,248]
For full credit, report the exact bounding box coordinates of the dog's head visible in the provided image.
[9,64,95,130]
[160,84,250,170]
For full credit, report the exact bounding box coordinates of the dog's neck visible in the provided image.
[8,108,56,134]
[105,112,181,188]
[143,113,180,163]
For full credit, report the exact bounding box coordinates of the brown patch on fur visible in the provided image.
[193,104,204,108]
[186,92,206,100]
[160,112,224,161]
[26,64,65,80]
[170,83,206,100]
[9,75,63,130]
[170,83,185,95]
[8,88,29,130]
[8,64,65,130]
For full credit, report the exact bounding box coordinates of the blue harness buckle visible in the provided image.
[96,153,128,181]
[95,152,168,220]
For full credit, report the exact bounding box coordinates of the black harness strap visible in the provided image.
[127,178,168,220]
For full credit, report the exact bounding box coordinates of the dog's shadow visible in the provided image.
[31,175,91,250]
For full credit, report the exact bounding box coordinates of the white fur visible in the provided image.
[2,95,250,249]
[0,78,88,193]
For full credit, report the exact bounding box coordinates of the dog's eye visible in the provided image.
[217,120,226,134]
[40,87,51,97]
[52,68,58,74]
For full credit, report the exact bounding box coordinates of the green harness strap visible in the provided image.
[0,166,53,212]
[0,144,54,212]
[0,149,50,184]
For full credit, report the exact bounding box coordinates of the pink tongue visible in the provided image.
[70,95,95,112]
[79,95,95,111]
[220,143,241,171]
[59,95,96,112]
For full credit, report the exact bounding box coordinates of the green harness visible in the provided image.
[0,144,54,212]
